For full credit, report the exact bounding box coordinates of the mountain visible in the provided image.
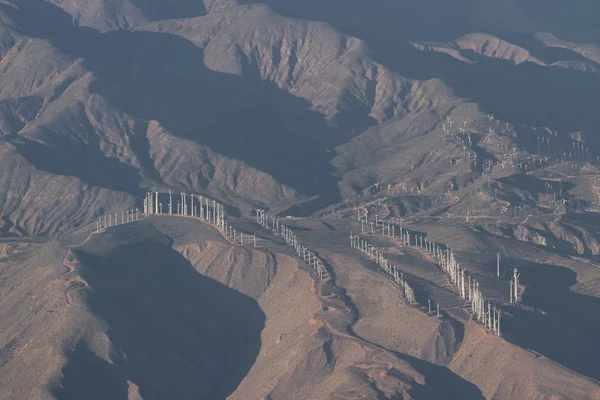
[1,0,600,399]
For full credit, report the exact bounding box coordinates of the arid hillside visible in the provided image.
[0,0,598,235]
[1,0,600,399]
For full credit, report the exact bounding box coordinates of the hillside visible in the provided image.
[0,0,599,233]
[1,0,600,399]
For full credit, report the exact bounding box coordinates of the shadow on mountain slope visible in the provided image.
[239,0,600,136]
[376,45,600,133]
[6,1,346,210]
[501,261,600,381]
[128,0,206,21]
[52,342,128,400]
[239,0,488,43]
[400,353,485,400]
[493,174,576,209]
[15,133,144,195]
[241,0,600,47]
[55,237,265,400]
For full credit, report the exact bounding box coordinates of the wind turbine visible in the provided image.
[155,190,159,214]
[497,252,500,277]
[180,192,184,216]
[512,268,520,302]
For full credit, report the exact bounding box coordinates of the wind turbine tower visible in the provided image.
[497,252,500,277]
[513,268,520,302]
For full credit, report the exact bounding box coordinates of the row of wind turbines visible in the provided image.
[94,186,522,339]
[96,190,259,247]
[96,208,141,231]
[144,190,261,246]
[349,233,421,310]
[255,209,328,280]
[445,113,597,183]
[353,208,523,336]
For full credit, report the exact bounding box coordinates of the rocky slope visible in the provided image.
[0,0,596,235]
[1,0,600,399]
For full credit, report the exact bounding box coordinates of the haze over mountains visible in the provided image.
[0,0,597,235]
[1,0,600,399]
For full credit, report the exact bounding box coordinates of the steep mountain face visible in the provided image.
[0,0,442,233]
[0,0,598,234]
[44,0,207,32]
[0,219,268,400]
[1,1,600,399]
